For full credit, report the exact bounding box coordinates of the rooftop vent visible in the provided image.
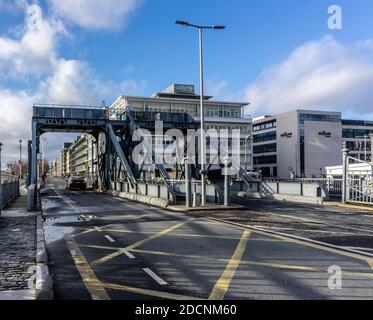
[163,84,195,95]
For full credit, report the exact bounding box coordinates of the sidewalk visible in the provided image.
[0,189,37,300]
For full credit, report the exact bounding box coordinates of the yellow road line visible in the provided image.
[64,234,110,300]
[76,245,373,277]
[126,218,196,251]
[208,229,251,300]
[74,213,152,237]
[204,218,373,268]
[74,225,111,237]
[367,259,373,270]
[91,251,123,267]
[102,282,204,300]
[91,218,195,267]
[94,228,251,241]
[131,248,317,272]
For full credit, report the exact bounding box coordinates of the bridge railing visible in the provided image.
[33,104,109,120]
[1,180,20,209]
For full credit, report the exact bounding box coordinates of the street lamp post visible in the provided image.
[175,20,225,206]
[19,140,22,181]
[245,135,252,172]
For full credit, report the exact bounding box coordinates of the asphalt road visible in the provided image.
[41,180,373,300]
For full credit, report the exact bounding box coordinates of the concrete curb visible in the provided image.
[107,190,170,209]
[167,204,245,212]
[35,214,53,300]
[237,191,325,205]
[324,201,373,212]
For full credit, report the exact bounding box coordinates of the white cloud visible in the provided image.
[48,0,142,31]
[205,80,228,98]
[0,4,67,79]
[0,3,146,166]
[0,88,38,164]
[244,36,373,117]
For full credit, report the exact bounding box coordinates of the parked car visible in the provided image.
[67,176,87,190]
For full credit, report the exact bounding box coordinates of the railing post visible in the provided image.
[342,148,350,204]
[223,156,231,207]
[185,157,192,207]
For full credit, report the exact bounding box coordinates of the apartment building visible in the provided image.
[68,134,97,177]
[51,159,59,177]
[109,84,253,174]
[253,110,373,178]
[59,142,72,177]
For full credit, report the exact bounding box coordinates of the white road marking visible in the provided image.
[342,246,373,252]
[52,187,77,211]
[143,268,167,285]
[120,249,135,259]
[94,227,102,232]
[105,235,115,243]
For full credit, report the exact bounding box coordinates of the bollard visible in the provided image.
[342,148,350,204]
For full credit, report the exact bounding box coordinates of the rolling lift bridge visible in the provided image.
[28,104,200,210]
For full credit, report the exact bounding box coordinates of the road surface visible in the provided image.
[41,180,373,300]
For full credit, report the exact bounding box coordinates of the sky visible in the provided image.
[0,0,373,165]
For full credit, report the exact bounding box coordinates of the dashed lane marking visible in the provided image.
[120,248,135,259]
[64,234,110,300]
[104,235,116,243]
[52,187,78,212]
[143,268,167,285]
[208,229,251,300]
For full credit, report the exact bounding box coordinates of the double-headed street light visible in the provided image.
[175,20,226,206]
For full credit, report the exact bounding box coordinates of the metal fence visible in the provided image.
[347,175,373,205]
[1,180,20,209]
[261,178,342,198]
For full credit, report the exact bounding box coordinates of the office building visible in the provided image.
[252,110,373,178]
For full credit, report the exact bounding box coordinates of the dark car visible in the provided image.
[67,176,87,190]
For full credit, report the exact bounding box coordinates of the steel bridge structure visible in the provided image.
[28,104,203,209]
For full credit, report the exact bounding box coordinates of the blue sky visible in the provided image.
[1,0,373,163]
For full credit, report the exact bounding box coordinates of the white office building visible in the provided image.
[252,110,373,179]
[109,84,253,176]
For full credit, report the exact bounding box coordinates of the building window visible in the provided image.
[253,143,277,154]
[253,155,277,165]
[253,121,276,132]
[253,131,277,143]
[342,129,373,139]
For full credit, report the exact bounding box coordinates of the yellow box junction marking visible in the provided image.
[204,218,373,271]
[91,218,196,267]
[64,234,110,300]
[209,229,251,300]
